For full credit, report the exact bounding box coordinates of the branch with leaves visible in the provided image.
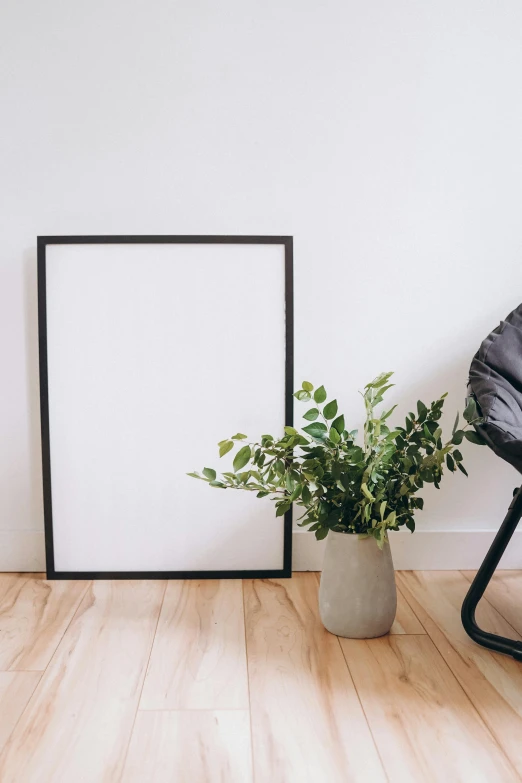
[188,373,485,547]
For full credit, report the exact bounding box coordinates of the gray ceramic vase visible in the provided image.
[318,530,397,638]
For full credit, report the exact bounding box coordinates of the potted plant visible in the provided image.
[188,372,484,638]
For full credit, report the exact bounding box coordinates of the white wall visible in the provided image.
[2,0,522,570]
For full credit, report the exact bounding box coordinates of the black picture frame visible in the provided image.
[38,235,294,580]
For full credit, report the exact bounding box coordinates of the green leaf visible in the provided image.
[187,472,203,480]
[219,440,234,457]
[315,527,328,540]
[452,413,459,435]
[381,405,397,421]
[301,485,312,504]
[285,472,296,493]
[209,480,226,488]
[421,467,434,483]
[376,384,394,400]
[463,398,478,423]
[302,422,328,440]
[453,449,463,462]
[290,484,302,501]
[202,467,216,481]
[274,459,285,474]
[417,400,428,419]
[452,430,465,445]
[256,490,269,498]
[329,426,340,444]
[361,483,375,501]
[294,389,311,402]
[232,433,247,440]
[284,426,298,435]
[368,371,393,389]
[303,408,319,421]
[446,454,455,472]
[425,420,438,435]
[302,381,314,391]
[423,423,434,441]
[385,510,397,527]
[457,462,469,476]
[323,399,338,420]
[464,430,486,445]
[276,502,291,517]
[233,445,252,472]
[331,414,345,433]
[406,519,415,533]
[314,385,327,403]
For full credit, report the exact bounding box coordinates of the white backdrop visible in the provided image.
[44,241,287,572]
[2,0,522,569]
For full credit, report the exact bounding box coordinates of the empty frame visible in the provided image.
[38,236,293,579]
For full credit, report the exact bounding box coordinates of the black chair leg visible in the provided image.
[461,485,522,661]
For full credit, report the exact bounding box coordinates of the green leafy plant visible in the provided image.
[188,373,485,547]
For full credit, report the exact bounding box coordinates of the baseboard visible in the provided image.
[292,529,522,571]
[0,531,46,572]
[2,529,522,573]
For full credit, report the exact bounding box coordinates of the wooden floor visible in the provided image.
[0,572,521,782]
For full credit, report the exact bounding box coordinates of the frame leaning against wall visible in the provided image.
[37,235,294,580]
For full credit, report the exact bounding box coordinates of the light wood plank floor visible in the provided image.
[0,571,521,782]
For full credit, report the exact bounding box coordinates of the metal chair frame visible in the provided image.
[461,485,522,661]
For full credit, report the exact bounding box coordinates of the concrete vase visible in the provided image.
[318,530,397,638]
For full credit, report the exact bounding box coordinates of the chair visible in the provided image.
[462,303,522,660]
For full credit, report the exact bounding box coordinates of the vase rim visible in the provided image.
[327,530,389,542]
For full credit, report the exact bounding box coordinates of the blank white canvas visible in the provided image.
[44,242,287,572]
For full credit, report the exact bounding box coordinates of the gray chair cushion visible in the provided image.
[468,304,522,474]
